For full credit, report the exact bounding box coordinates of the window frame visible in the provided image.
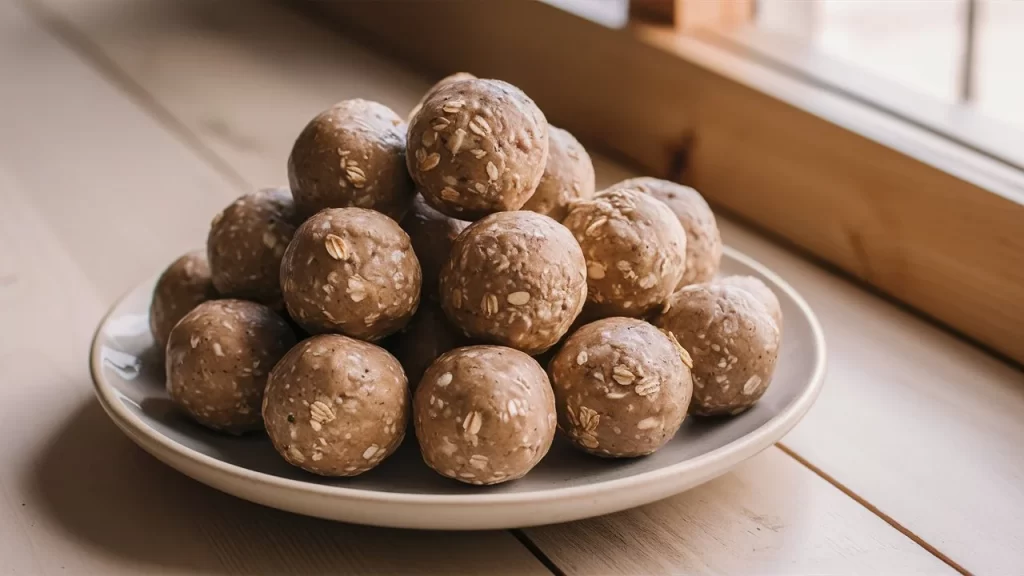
[702,23,1024,172]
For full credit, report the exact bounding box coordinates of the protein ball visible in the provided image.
[289,99,415,221]
[206,188,298,308]
[439,211,587,355]
[414,345,556,485]
[407,79,549,220]
[522,126,596,221]
[613,177,722,286]
[166,299,296,433]
[263,334,408,476]
[563,187,687,318]
[550,318,692,457]
[150,250,218,349]
[718,275,783,330]
[408,72,477,122]
[392,301,469,390]
[401,194,469,301]
[280,208,421,341]
[655,284,780,416]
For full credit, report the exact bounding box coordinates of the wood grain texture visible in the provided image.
[0,3,548,574]
[14,0,1024,573]
[526,448,955,575]
[310,0,1024,367]
[629,0,753,31]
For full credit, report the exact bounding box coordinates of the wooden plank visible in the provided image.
[715,207,1024,575]
[0,3,549,574]
[304,0,1024,367]
[19,0,1008,573]
[526,448,956,575]
[629,0,753,31]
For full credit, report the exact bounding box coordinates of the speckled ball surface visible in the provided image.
[207,188,299,308]
[613,177,721,287]
[414,345,556,485]
[400,194,469,302]
[550,317,693,457]
[289,99,415,221]
[718,275,783,330]
[408,72,477,122]
[392,300,469,390]
[406,79,549,220]
[522,126,595,221]
[150,250,218,349]
[563,187,687,318]
[655,284,780,416]
[280,208,421,341]
[263,334,408,476]
[439,211,587,355]
[165,299,296,434]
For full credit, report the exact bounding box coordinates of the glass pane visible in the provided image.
[758,0,966,102]
[974,0,1024,129]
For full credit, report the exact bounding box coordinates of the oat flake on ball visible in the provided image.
[289,99,415,221]
[439,211,587,355]
[280,207,421,341]
[563,187,687,318]
[166,299,296,434]
[207,187,299,308]
[406,79,549,220]
[655,283,780,416]
[150,250,218,350]
[414,345,556,485]
[263,334,408,476]
[408,72,477,123]
[550,317,693,457]
[522,126,596,222]
[611,177,722,287]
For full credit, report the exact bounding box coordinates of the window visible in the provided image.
[730,0,1024,168]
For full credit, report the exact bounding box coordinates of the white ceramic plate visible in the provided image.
[90,246,825,530]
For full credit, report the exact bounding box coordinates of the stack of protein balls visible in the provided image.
[151,74,782,485]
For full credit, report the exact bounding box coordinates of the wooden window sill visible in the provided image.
[316,0,1024,366]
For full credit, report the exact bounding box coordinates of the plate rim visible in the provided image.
[90,245,827,510]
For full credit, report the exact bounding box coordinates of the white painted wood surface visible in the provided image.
[3,0,1020,573]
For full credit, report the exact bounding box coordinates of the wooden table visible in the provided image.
[1,0,1021,573]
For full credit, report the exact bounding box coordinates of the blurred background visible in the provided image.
[554,0,1024,127]
[549,0,1024,169]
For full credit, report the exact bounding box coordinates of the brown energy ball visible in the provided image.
[550,318,693,457]
[280,208,421,341]
[439,211,587,355]
[408,72,477,122]
[613,177,722,286]
[392,301,469,390]
[414,345,556,485]
[207,188,299,308]
[563,187,687,318]
[150,250,218,349]
[406,79,549,220]
[655,284,780,416]
[165,299,296,434]
[400,194,469,301]
[718,275,783,330]
[263,334,408,476]
[522,126,596,221]
[288,99,415,221]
